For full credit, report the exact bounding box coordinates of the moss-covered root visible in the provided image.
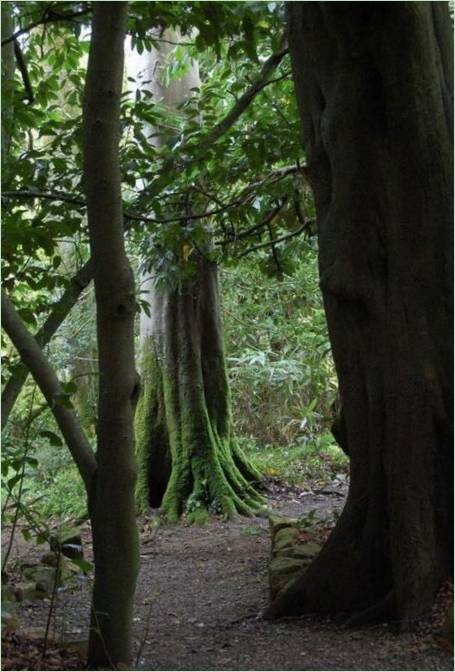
[159,420,266,523]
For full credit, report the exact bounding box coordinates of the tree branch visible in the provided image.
[200,46,289,149]
[14,40,34,103]
[233,196,288,241]
[1,289,96,490]
[1,7,91,47]
[2,164,306,225]
[1,259,93,429]
[237,222,311,259]
[267,217,283,277]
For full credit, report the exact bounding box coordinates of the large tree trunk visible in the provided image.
[83,3,139,667]
[130,32,263,522]
[266,2,453,628]
[136,254,263,522]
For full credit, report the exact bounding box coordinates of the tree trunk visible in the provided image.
[129,31,263,522]
[83,3,139,667]
[266,2,453,628]
[1,2,15,171]
[136,254,263,522]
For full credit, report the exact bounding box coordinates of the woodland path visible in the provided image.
[5,481,453,671]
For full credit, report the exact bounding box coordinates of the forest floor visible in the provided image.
[2,478,453,671]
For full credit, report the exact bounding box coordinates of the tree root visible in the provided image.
[341,590,395,628]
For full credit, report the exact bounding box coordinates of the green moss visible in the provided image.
[136,314,265,522]
[187,508,209,525]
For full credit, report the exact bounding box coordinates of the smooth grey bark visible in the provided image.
[266,2,453,628]
[83,3,139,668]
[136,253,263,521]
[1,290,96,489]
[131,32,263,521]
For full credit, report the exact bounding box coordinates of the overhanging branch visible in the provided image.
[237,222,312,259]
[2,165,306,225]
[200,45,289,150]
[1,259,94,429]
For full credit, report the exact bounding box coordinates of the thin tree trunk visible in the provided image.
[266,2,453,628]
[83,3,139,667]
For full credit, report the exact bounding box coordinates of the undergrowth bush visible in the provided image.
[221,241,338,449]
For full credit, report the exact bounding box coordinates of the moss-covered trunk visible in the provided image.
[266,2,453,628]
[136,254,263,522]
[129,30,263,522]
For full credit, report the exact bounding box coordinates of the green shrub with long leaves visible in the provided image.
[221,237,338,448]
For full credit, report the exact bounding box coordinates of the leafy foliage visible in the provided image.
[1,0,342,533]
[222,240,337,448]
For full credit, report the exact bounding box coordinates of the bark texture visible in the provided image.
[130,32,263,521]
[136,255,263,522]
[1,2,15,170]
[266,2,453,628]
[83,3,139,667]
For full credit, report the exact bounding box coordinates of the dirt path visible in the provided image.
[5,484,453,671]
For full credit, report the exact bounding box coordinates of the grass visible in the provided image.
[242,433,349,486]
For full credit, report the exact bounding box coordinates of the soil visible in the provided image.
[2,479,453,671]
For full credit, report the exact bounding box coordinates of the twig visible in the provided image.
[231,197,288,242]
[267,217,283,277]
[14,40,34,103]
[237,223,309,259]
[41,549,61,663]
[135,599,154,668]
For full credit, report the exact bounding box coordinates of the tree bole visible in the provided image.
[136,255,264,521]
[266,1,453,627]
[83,2,139,667]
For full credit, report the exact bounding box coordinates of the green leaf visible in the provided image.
[70,557,93,573]
[7,474,21,490]
[21,528,31,541]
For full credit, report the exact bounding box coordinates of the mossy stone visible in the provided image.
[269,556,304,598]
[273,527,301,553]
[268,515,298,542]
[288,541,322,559]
